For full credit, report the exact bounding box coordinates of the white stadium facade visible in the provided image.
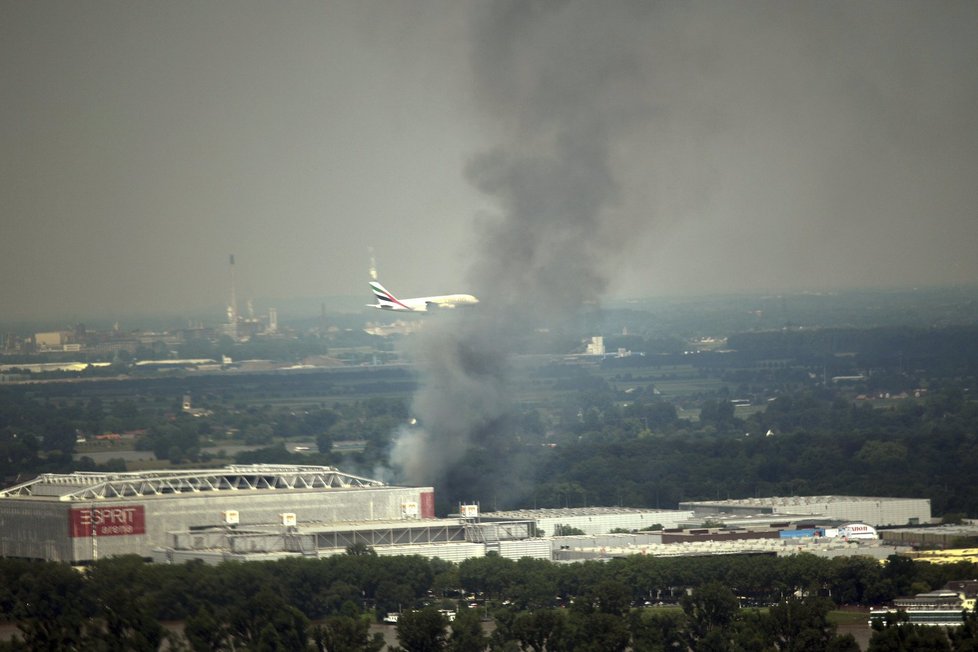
[0,465,432,563]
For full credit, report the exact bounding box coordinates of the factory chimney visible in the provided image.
[227,254,238,340]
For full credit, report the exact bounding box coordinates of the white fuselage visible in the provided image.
[367,281,479,312]
[394,294,479,312]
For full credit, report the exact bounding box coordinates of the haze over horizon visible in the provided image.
[3,1,977,323]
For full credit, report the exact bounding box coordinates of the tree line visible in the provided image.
[437,383,978,516]
[2,551,978,650]
[6,381,978,517]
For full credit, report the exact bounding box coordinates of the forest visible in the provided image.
[3,362,978,517]
[2,550,978,651]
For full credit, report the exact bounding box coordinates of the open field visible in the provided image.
[596,364,729,398]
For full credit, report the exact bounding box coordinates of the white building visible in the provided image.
[585,336,605,356]
[482,507,694,536]
[679,495,930,527]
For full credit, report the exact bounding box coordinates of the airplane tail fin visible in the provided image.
[369,281,409,310]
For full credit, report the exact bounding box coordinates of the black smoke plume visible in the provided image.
[390,2,652,497]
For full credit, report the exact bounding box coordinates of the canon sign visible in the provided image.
[839,523,879,540]
[69,506,146,538]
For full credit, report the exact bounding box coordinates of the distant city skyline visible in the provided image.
[3,2,978,322]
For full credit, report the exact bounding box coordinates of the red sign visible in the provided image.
[69,505,146,538]
[420,491,435,519]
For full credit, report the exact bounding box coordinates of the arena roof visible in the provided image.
[0,464,385,502]
[682,495,919,508]
[484,507,680,519]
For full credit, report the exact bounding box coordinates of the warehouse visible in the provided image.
[481,506,694,536]
[879,523,978,548]
[0,465,433,563]
[679,495,931,527]
[152,517,550,564]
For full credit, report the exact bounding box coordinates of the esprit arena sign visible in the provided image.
[69,505,146,537]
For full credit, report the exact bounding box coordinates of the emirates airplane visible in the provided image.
[366,280,479,312]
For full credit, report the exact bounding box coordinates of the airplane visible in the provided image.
[366,280,479,312]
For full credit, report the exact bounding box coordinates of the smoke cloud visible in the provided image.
[390,2,654,489]
[388,0,978,494]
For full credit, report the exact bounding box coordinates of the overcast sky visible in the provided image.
[2,1,976,322]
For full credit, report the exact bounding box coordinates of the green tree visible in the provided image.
[828,634,862,652]
[375,580,414,616]
[227,586,308,650]
[243,423,275,445]
[948,608,978,651]
[628,608,685,652]
[184,605,229,651]
[882,555,918,599]
[13,562,91,651]
[584,579,632,616]
[458,554,513,600]
[554,611,629,652]
[393,608,448,652]
[829,556,887,605]
[85,556,166,652]
[680,581,739,649]
[256,623,284,652]
[512,610,562,652]
[552,524,586,536]
[868,622,951,651]
[447,608,487,652]
[767,596,839,651]
[508,558,558,610]
[346,542,378,557]
[313,615,385,652]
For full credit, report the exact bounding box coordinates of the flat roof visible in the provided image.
[681,495,927,508]
[886,524,978,536]
[483,507,688,519]
[236,517,466,535]
[0,464,390,502]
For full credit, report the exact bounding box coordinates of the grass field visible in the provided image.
[596,364,730,399]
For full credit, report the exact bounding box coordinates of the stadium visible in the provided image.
[0,465,433,563]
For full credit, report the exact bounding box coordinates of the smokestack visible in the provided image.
[227,254,238,340]
[368,246,378,282]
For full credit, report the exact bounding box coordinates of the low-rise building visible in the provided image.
[482,507,694,536]
[680,495,930,527]
[870,582,978,627]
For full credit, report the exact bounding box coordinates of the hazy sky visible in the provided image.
[3,1,977,322]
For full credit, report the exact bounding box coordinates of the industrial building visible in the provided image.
[551,530,905,562]
[0,465,433,563]
[0,465,553,565]
[679,495,931,527]
[880,523,978,548]
[481,507,694,536]
[153,517,549,565]
[2,469,933,567]
[150,505,692,565]
[870,581,978,627]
